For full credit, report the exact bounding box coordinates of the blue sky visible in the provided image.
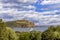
[0,0,60,25]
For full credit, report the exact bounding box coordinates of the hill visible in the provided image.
[6,20,35,28]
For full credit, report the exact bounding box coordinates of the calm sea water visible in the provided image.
[13,26,49,32]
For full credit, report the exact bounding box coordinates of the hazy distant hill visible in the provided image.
[6,20,35,28]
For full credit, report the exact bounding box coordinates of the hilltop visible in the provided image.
[5,20,35,28]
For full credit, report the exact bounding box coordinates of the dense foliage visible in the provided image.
[1,19,60,40]
[0,19,17,40]
[41,25,60,40]
[15,31,41,40]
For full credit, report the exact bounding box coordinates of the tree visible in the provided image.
[19,32,31,40]
[0,19,17,40]
[41,25,60,40]
[41,26,56,40]
[48,25,56,32]
[56,25,60,32]
[30,31,41,40]
[6,27,18,40]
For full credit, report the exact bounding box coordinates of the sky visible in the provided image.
[0,0,60,25]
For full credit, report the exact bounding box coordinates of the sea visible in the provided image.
[13,26,49,32]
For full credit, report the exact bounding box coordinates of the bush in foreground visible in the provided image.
[30,31,41,40]
[15,31,41,40]
[0,27,18,40]
[0,19,17,40]
[41,26,60,40]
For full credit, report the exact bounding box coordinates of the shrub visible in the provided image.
[15,31,41,40]
[0,27,18,40]
[7,27,18,40]
[41,26,60,40]
[30,31,41,40]
[18,32,31,40]
[0,19,17,40]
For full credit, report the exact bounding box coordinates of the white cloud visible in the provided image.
[0,2,36,13]
[24,5,35,9]
[41,0,60,5]
[18,0,38,3]
[0,1,36,11]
